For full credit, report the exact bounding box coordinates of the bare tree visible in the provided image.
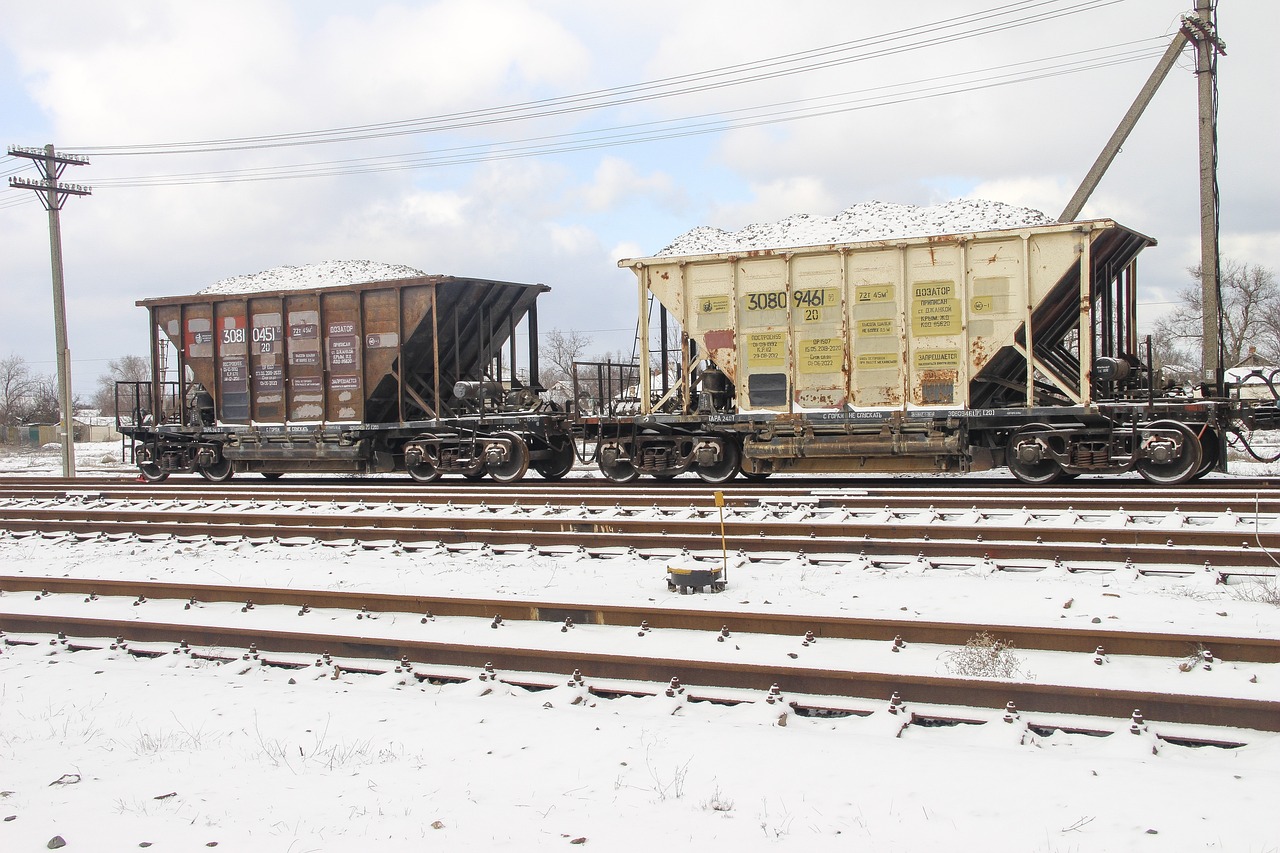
[25,375,63,425]
[538,328,594,388]
[90,355,150,413]
[1146,326,1196,372]
[1153,260,1279,370]
[0,354,37,430]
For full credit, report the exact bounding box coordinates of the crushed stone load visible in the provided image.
[199,259,427,295]
[657,199,1054,257]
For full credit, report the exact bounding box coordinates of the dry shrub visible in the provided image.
[1229,576,1280,607]
[943,631,1030,679]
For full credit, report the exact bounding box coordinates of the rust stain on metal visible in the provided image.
[709,348,738,382]
[918,369,954,384]
[796,389,846,409]
[883,388,903,406]
[704,329,736,351]
[970,338,993,372]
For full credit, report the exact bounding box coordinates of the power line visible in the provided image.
[65,0,1121,157]
[85,39,1164,189]
[0,194,40,211]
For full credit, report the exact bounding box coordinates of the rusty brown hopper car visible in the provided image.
[118,274,575,483]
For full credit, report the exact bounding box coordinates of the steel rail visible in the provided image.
[2,609,1275,731]
[1,503,1278,568]
[4,574,1276,662]
[4,475,1280,514]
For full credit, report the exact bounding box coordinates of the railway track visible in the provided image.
[3,484,1279,569]
[4,473,1277,742]
[4,473,1280,507]
[3,577,1277,733]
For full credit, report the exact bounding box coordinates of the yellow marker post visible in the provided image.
[714,490,727,586]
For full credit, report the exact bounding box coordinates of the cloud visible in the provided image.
[571,157,681,213]
[705,175,842,230]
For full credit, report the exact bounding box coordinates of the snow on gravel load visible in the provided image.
[199,260,427,295]
[657,199,1055,256]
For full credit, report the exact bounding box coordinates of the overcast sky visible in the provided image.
[2,0,1276,396]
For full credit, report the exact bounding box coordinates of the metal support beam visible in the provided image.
[1058,32,1189,223]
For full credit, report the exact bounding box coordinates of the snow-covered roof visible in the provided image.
[656,199,1054,256]
[199,260,427,295]
[1226,365,1280,384]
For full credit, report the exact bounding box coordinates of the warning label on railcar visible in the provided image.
[857,318,896,337]
[798,338,843,373]
[857,353,899,369]
[746,332,786,367]
[292,377,322,394]
[912,349,960,369]
[911,281,960,336]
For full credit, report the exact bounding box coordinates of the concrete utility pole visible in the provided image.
[1183,2,1227,390]
[8,144,92,479]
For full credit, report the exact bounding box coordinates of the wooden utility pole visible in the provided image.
[1183,2,1227,390]
[8,144,91,478]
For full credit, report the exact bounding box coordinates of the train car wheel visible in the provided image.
[138,463,168,483]
[261,472,284,480]
[1006,425,1063,485]
[198,457,234,482]
[135,447,169,483]
[407,458,442,483]
[487,433,529,483]
[1136,420,1202,485]
[533,438,575,480]
[1190,429,1220,480]
[741,470,771,482]
[695,438,741,484]
[598,455,640,483]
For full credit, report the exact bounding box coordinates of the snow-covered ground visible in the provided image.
[656,199,1054,256]
[2,442,1279,851]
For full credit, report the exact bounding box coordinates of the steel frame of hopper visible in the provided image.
[115,275,576,484]
[580,220,1280,486]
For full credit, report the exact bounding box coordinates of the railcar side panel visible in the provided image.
[627,220,1146,417]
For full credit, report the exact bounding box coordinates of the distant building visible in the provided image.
[13,415,121,445]
[1226,346,1279,400]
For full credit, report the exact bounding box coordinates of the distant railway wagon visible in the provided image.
[593,219,1278,484]
[117,275,576,483]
